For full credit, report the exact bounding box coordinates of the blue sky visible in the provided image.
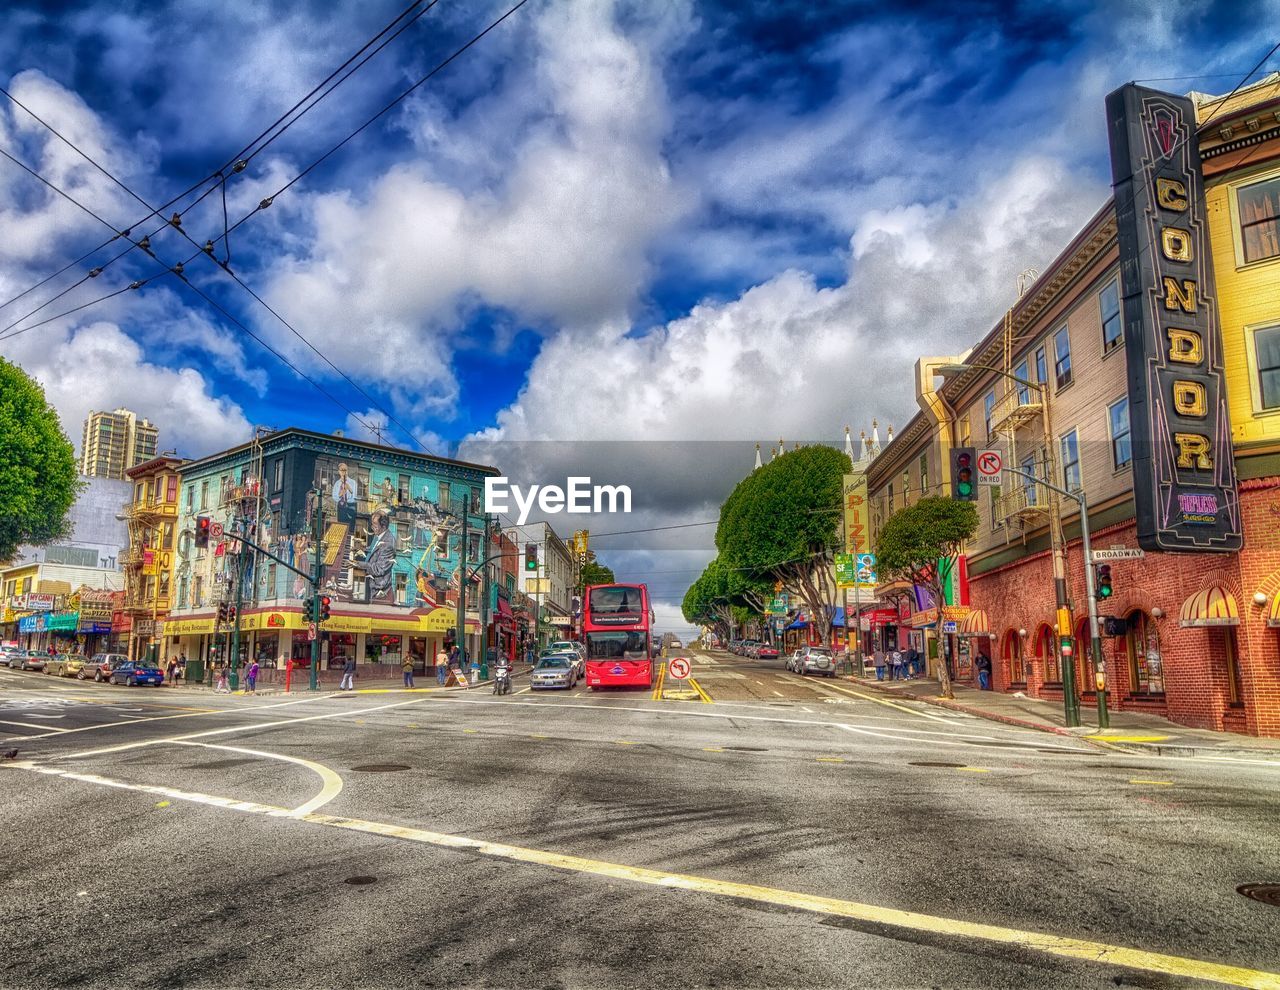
[2,0,1277,629]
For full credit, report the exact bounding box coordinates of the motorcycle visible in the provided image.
[493,664,512,695]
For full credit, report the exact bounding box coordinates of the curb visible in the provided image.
[852,679,1280,762]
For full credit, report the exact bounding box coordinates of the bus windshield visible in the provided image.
[585,631,649,660]
[587,587,644,616]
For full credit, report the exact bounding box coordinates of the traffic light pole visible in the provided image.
[229,551,244,692]
[309,492,324,691]
[1005,466,1108,730]
[456,510,468,677]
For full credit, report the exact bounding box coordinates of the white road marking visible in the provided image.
[0,718,69,732]
[173,741,343,816]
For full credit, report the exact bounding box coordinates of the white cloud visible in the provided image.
[2,320,252,457]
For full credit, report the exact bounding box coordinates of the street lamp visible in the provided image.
[937,361,1083,729]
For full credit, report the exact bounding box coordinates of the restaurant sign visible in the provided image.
[1105,83,1241,552]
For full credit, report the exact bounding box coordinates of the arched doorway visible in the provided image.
[1125,610,1163,695]
[1000,628,1023,689]
[1073,616,1091,693]
[1035,623,1058,684]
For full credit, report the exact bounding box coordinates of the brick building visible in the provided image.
[866,76,1280,737]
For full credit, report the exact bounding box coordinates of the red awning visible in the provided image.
[495,597,514,622]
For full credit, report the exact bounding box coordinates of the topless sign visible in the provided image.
[1105,83,1241,553]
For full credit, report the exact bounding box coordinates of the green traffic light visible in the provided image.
[957,482,973,496]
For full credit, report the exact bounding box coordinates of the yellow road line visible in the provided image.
[815,757,844,763]
[1087,734,1172,743]
[821,680,954,722]
[688,677,712,704]
[10,760,1279,990]
[957,767,991,773]
[703,747,724,752]
[614,740,638,746]
[652,663,666,701]
[1129,779,1174,786]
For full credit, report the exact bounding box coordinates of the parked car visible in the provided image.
[0,646,22,667]
[792,646,837,678]
[55,654,91,678]
[107,661,165,686]
[756,644,779,659]
[46,653,87,676]
[15,651,48,672]
[84,653,129,682]
[530,656,577,690]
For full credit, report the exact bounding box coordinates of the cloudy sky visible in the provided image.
[1,0,1276,634]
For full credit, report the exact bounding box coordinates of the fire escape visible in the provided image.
[991,305,1051,533]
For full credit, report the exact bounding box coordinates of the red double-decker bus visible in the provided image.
[583,583,654,689]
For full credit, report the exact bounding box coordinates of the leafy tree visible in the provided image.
[681,557,770,644]
[577,558,615,593]
[715,444,850,645]
[874,496,978,700]
[0,359,81,563]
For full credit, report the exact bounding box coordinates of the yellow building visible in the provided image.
[122,456,187,661]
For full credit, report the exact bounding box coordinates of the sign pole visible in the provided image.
[1078,491,1109,729]
[309,489,323,692]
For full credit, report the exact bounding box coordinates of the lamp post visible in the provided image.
[937,362,1081,728]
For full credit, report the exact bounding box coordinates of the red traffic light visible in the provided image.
[319,595,332,622]
[956,452,972,469]
[195,515,212,548]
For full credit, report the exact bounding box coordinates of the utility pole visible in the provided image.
[229,547,244,692]
[1039,384,1081,727]
[456,506,468,678]
[480,514,491,682]
[309,489,324,691]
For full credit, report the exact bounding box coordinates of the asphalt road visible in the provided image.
[3,651,1279,990]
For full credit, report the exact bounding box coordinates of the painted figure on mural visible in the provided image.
[380,477,395,506]
[332,462,358,524]
[291,533,312,599]
[363,510,397,603]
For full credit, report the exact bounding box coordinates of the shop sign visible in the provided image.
[841,473,876,588]
[15,593,55,612]
[134,618,154,636]
[1106,83,1241,552]
[112,612,133,633]
[18,614,43,633]
[165,616,216,635]
[941,605,971,621]
[322,615,371,633]
[78,597,113,632]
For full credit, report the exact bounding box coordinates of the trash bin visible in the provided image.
[186,659,205,684]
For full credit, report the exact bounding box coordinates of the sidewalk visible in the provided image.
[854,674,1280,761]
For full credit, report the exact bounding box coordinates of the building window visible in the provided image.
[267,562,277,601]
[1239,175,1280,263]
[468,533,481,562]
[134,482,143,503]
[193,576,203,607]
[1014,359,1031,404]
[273,458,284,491]
[902,469,910,505]
[471,487,482,514]
[1034,346,1047,388]
[200,480,209,510]
[1224,630,1243,705]
[1100,279,1122,353]
[162,521,174,550]
[1060,430,1082,493]
[1020,453,1039,506]
[1053,327,1072,389]
[186,485,194,512]
[1256,325,1280,410]
[1109,397,1132,469]
[984,390,996,438]
[919,453,929,496]
[398,474,411,503]
[887,482,894,513]
[395,572,408,605]
[990,484,1001,530]
[166,475,178,502]
[438,482,451,512]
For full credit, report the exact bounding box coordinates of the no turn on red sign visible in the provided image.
[976,449,1003,486]
[668,657,691,680]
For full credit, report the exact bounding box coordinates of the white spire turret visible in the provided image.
[844,426,854,461]
[753,442,762,471]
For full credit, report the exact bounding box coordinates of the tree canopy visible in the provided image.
[577,558,616,593]
[875,496,978,698]
[0,359,81,563]
[714,444,850,643]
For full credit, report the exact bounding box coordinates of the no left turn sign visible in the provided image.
[668,657,691,680]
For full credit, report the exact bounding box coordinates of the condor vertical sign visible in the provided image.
[1105,83,1241,553]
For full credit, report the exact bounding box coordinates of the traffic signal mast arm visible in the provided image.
[193,517,314,584]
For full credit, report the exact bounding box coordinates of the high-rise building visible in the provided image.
[80,408,159,480]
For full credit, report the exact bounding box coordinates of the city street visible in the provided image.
[2,652,1278,989]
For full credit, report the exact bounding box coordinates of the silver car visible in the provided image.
[530,656,577,690]
[793,646,837,678]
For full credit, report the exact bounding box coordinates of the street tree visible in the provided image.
[577,558,615,593]
[681,557,770,644]
[0,359,81,564]
[874,496,978,700]
[716,444,850,645]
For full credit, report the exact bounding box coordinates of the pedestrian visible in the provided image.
[214,663,230,694]
[435,647,449,686]
[402,654,415,689]
[976,652,993,691]
[890,648,904,681]
[905,646,919,679]
[872,649,887,681]
[339,654,356,691]
[166,656,178,686]
[245,659,259,694]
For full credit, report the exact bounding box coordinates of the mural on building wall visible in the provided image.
[309,458,472,609]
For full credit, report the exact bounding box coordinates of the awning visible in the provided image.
[785,614,809,630]
[495,597,514,621]
[1269,591,1280,629]
[830,607,846,628]
[1179,586,1240,627]
[960,608,991,636]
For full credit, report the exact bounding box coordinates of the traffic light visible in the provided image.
[319,594,332,622]
[525,544,538,571]
[195,516,211,548]
[217,602,227,623]
[1097,564,1114,599]
[226,605,237,623]
[949,446,977,502]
